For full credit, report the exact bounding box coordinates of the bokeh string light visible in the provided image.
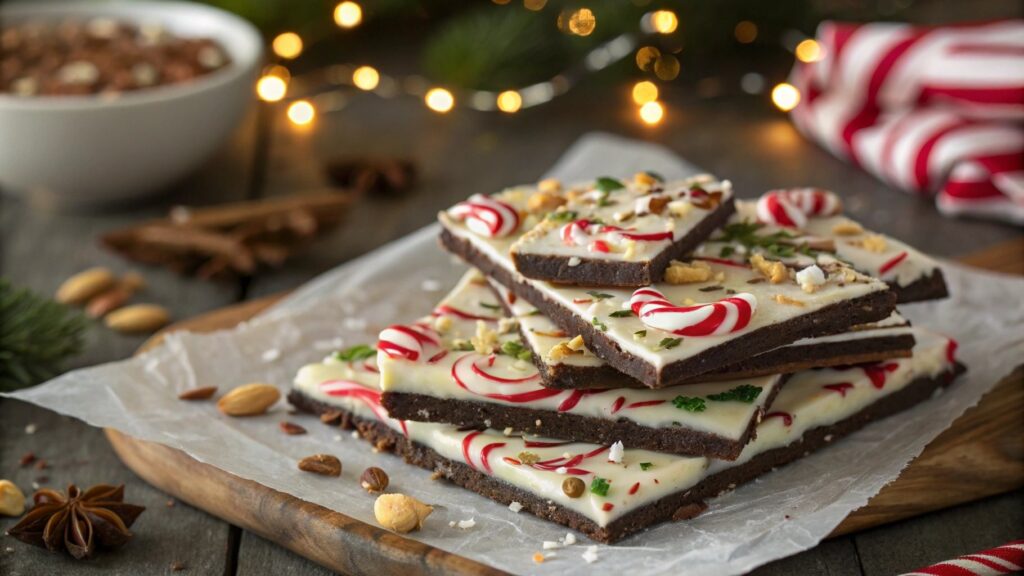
[257,4,810,127]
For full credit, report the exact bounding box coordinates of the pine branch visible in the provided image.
[0,279,89,392]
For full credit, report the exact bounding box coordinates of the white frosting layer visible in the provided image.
[509,176,733,263]
[293,328,956,527]
[377,270,780,441]
[695,200,942,288]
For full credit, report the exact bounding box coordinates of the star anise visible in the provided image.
[5,484,145,559]
[325,156,417,195]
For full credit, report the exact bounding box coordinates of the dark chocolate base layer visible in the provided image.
[288,364,961,543]
[380,375,782,460]
[441,226,897,388]
[510,198,736,288]
[891,269,948,304]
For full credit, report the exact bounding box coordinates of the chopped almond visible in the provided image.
[750,253,789,284]
[634,172,657,187]
[665,260,712,284]
[537,178,562,194]
[774,294,806,307]
[831,221,864,236]
[527,191,566,213]
[547,342,577,361]
[471,321,499,354]
[566,335,585,351]
[858,234,888,253]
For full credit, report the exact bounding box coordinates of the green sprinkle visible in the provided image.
[658,337,683,350]
[595,177,625,193]
[634,330,647,338]
[597,191,613,207]
[644,170,665,182]
[592,317,607,332]
[333,344,376,362]
[639,462,654,471]
[672,396,706,412]
[719,245,735,258]
[707,384,763,403]
[590,476,611,497]
[609,310,634,318]
[586,290,614,300]
[500,340,534,361]
[547,210,578,223]
[452,340,475,351]
[479,302,501,311]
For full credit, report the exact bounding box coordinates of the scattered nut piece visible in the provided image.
[178,386,217,400]
[517,451,540,465]
[19,452,36,467]
[566,335,585,351]
[470,320,499,355]
[85,287,133,318]
[857,234,888,253]
[360,467,390,493]
[373,493,433,533]
[527,191,566,214]
[320,411,344,425]
[831,221,864,236]
[537,178,562,194]
[279,421,307,435]
[105,304,170,333]
[547,342,577,362]
[217,383,280,416]
[298,454,342,477]
[0,480,26,517]
[613,210,635,223]
[668,200,692,217]
[633,171,657,187]
[750,253,789,284]
[774,294,806,307]
[562,477,585,498]
[665,260,712,284]
[56,267,116,304]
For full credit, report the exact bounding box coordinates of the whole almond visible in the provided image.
[0,480,26,517]
[279,421,307,435]
[178,386,218,400]
[105,304,171,333]
[56,267,116,304]
[217,383,280,416]
[86,286,133,318]
[298,454,341,476]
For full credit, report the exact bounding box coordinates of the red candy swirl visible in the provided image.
[755,188,842,228]
[628,287,756,337]
[449,194,520,238]
[378,324,439,362]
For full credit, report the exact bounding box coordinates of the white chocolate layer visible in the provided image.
[293,328,956,528]
[377,270,780,441]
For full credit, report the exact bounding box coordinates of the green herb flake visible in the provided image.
[500,340,534,362]
[586,290,614,300]
[479,302,501,311]
[547,210,578,223]
[644,170,665,182]
[672,396,707,412]
[658,337,683,350]
[707,384,763,403]
[590,476,611,497]
[595,177,625,193]
[451,340,475,351]
[592,317,608,332]
[609,310,634,318]
[639,462,654,471]
[334,344,377,362]
[634,330,647,338]
[719,245,735,258]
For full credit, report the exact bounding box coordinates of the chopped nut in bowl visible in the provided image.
[0,1,262,209]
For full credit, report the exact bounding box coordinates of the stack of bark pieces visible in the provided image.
[289,173,961,544]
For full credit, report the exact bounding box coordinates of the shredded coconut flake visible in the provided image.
[457,518,476,529]
[563,533,577,546]
[543,541,562,550]
[508,501,523,513]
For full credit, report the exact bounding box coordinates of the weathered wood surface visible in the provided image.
[3,60,1023,576]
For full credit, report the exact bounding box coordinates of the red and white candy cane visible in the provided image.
[448,194,520,238]
[755,188,842,228]
[901,540,1024,576]
[378,324,439,362]
[560,219,593,246]
[628,287,756,337]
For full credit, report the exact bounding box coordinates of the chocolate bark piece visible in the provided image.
[508,177,736,287]
[695,195,949,303]
[289,364,962,544]
[492,278,915,389]
[440,226,897,388]
[376,270,783,460]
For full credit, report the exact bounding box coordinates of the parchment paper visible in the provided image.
[8,133,1024,575]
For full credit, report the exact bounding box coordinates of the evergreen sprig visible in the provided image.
[0,279,88,391]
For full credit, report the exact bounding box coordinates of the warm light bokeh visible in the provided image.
[631,81,658,104]
[771,83,801,111]
[639,101,664,125]
[334,1,363,28]
[271,32,303,60]
[496,90,522,113]
[795,39,824,62]
[425,87,455,113]
[256,75,287,102]
[287,100,316,125]
[651,10,678,34]
[568,8,596,36]
[352,66,380,91]
[734,20,758,44]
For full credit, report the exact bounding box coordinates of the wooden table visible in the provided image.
[2,83,1022,575]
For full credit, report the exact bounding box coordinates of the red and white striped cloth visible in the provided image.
[790,20,1024,225]
[900,540,1024,576]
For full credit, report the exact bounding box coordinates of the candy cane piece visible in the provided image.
[756,188,843,228]
[449,194,520,238]
[627,287,756,336]
[378,324,438,361]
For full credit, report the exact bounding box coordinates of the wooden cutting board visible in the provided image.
[105,239,1024,576]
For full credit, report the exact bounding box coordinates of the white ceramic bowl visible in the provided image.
[0,1,263,208]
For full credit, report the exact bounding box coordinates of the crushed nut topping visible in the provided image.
[750,253,789,284]
[774,294,806,307]
[471,321,499,354]
[664,260,712,284]
[832,221,864,236]
[537,178,562,194]
[856,234,888,253]
[566,335,585,351]
[527,191,566,214]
